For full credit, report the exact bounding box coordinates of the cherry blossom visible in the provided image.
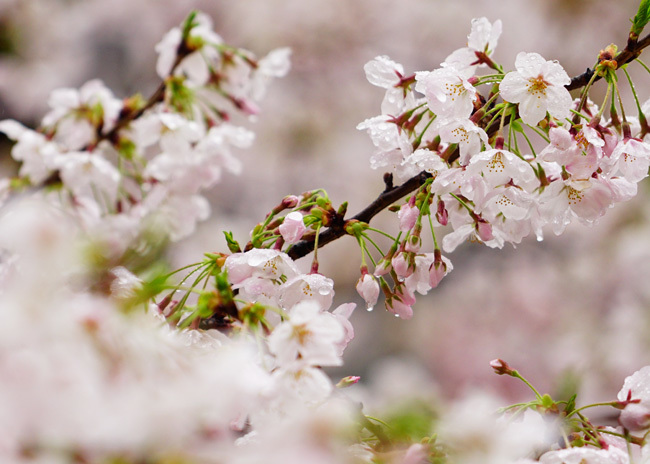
[416,66,478,120]
[444,17,503,73]
[279,211,307,244]
[499,52,572,125]
[268,301,345,370]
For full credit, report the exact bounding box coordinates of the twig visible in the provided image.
[287,32,650,261]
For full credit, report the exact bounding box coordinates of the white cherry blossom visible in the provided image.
[268,301,345,370]
[499,52,572,125]
[416,67,478,120]
[444,17,503,73]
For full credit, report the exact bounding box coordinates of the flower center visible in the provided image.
[566,186,584,205]
[487,151,506,173]
[527,75,548,96]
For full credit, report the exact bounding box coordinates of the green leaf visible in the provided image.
[181,10,199,41]
[564,394,577,416]
[631,0,650,37]
[510,119,524,133]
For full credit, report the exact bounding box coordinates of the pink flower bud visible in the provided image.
[386,297,413,319]
[356,273,380,310]
[374,259,392,276]
[386,285,416,319]
[391,252,413,279]
[429,261,447,288]
[279,211,306,244]
[282,195,300,208]
[429,252,453,288]
[398,203,419,232]
[476,219,493,241]
[490,358,514,376]
[405,235,421,253]
[336,375,361,388]
[436,199,448,225]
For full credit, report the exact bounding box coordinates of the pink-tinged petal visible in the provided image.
[364,56,404,88]
[398,203,419,232]
[519,94,548,126]
[545,86,572,122]
[540,60,571,86]
[568,180,613,221]
[513,51,546,78]
[499,72,530,103]
[618,366,650,403]
[279,211,306,244]
[620,403,650,431]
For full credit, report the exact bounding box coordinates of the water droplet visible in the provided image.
[394,313,400,318]
[318,287,330,295]
[536,235,544,242]
[366,306,374,312]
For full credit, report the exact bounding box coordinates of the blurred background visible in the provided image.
[0,0,648,413]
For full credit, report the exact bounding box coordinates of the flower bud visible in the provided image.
[356,273,380,310]
[476,219,493,242]
[398,203,419,232]
[336,376,361,388]
[279,211,306,244]
[391,251,413,279]
[490,358,514,376]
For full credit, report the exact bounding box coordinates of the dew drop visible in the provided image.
[394,313,400,318]
[318,287,330,295]
[366,306,374,312]
[536,236,544,242]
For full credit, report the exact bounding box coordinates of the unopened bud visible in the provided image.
[336,376,361,388]
[490,358,514,376]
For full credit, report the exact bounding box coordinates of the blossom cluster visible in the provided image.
[2,7,650,464]
[356,17,650,319]
[0,11,290,261]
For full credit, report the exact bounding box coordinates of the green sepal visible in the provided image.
[223,231,241,253]
[563,393,577,416]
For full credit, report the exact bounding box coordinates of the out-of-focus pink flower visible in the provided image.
[618,366,650,431]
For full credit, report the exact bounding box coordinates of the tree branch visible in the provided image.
[566,32,650,90]
[287,171,431,260]
[289,31,650,262]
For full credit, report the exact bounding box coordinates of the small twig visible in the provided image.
[284,31,650,262]
[99,41,193,145]
[287,171,431,260]
[567,32,650,91]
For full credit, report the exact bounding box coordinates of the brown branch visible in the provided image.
[287,30,650,262]
[566,32,650,91]
[98,41,193,145]
[287,171,431,260]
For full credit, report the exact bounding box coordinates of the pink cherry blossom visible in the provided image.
[279,211,307,244]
